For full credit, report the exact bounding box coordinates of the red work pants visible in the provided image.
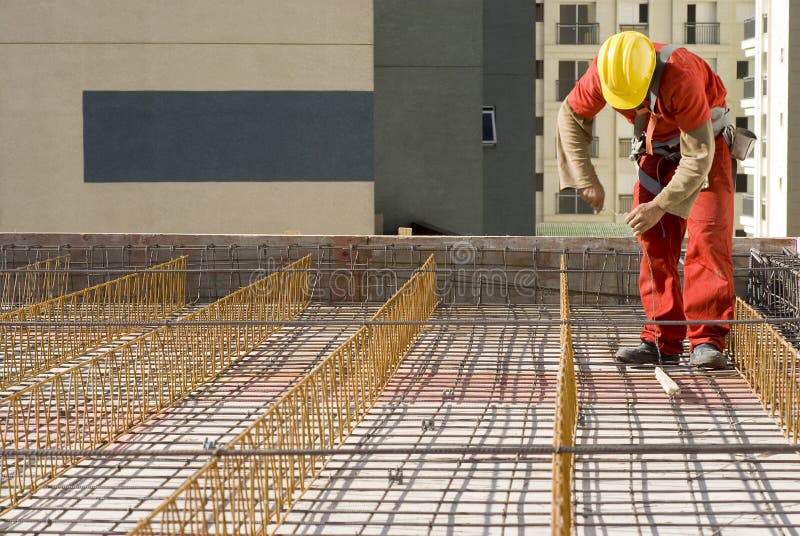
[633,135,734,355]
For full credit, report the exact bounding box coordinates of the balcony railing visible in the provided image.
[685,22,719,44]
[618,138,633,158]
[742,194,754,217]
[763,13,768,33]
[762,75,768,96]
[556,79,576,101]
[619,23,648,36]
[618,194,633,213]
[743,76,754,99]
[743,17,755,39]
[557,23,599,45]
[590,137,599,158]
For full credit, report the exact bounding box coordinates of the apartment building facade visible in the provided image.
[536,0,754,235]
[739,0,800,237]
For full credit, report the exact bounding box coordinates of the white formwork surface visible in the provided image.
[0,303,375,536]
[1,304,799,535]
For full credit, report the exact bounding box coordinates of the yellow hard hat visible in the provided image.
[597,31,656,110]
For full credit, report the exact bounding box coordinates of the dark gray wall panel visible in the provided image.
[83,91,373,182]
[375,0,482,67]
[374,68,484,235]
[482,0,535,235]
[375,0,484,235]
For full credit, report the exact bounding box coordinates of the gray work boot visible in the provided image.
[614,341,681,366]
[689,343,728,370]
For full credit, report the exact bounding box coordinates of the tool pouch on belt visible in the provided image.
[724,126,757,161]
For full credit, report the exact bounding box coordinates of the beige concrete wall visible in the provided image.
[0,1,374,234]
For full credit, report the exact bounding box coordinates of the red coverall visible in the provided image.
[567,45,734,355]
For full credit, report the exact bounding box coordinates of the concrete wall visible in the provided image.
[374,0,535,235]
[0,1,374,234]
[482,0,536,235]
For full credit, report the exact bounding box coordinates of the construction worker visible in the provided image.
[557,31,733,370]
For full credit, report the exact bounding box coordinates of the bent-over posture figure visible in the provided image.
[556,31,734,370]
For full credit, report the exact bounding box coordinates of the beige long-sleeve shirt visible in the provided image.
[556,100,715,219]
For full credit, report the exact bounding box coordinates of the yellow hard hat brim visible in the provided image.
[601,84,648,110]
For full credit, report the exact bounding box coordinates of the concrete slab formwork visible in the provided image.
[0,234,797,535]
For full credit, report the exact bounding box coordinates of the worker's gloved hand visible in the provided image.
[624,201,666,236]
[579,183,605,214]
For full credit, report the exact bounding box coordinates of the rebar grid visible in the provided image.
[0,255,70,312]
[0,304,795,534]
[552,256,578,536]
[0,240,790,306]
[0,256,188,390]
[748,249,800,344]
[0,303,372,536]
[128,255,438,536]
[730,297,800,444]
[0,255,312,514]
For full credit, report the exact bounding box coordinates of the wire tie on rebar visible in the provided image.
[422,418,435,432]
[388,467,403,484]
[442,388,455,402]
[202,438,217,450]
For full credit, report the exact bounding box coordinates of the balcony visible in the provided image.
[684,22,719,44]
[619,23,648,36]
[743,17,755,40]
[556,79,576,101]
[618,138,632,158]
[557,23,599,45]
[742,194,754,217]
[743,76,754,99]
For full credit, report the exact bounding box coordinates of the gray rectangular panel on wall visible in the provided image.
[83,91,373,182]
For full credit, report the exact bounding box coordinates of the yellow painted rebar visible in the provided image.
[128,254,438,536]
[0,256,188,390]
[1,255,71,311]
[0,255,311,514]
[729,297,800,444]
[552,255,578,536]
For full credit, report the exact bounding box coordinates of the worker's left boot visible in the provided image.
[689,343,727,370]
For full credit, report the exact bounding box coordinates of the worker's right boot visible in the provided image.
[614,340,680,366]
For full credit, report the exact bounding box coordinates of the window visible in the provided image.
[557,188,594,214]
[735,174,748,193]
[685,3,719,44]
[482,107,497,146]
[639,3,649,23]
[557,60,590,100]
[535,2,544,23]
[735,116,749,129]
[561,4,591,24]
[535,60,544,79]
[536,172,544,192]
[558,4,598,44]
[737,61,749,79]
[535,116,544,135]
[734,229,748,237]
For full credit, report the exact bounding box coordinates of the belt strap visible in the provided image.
[637,167,663,196]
